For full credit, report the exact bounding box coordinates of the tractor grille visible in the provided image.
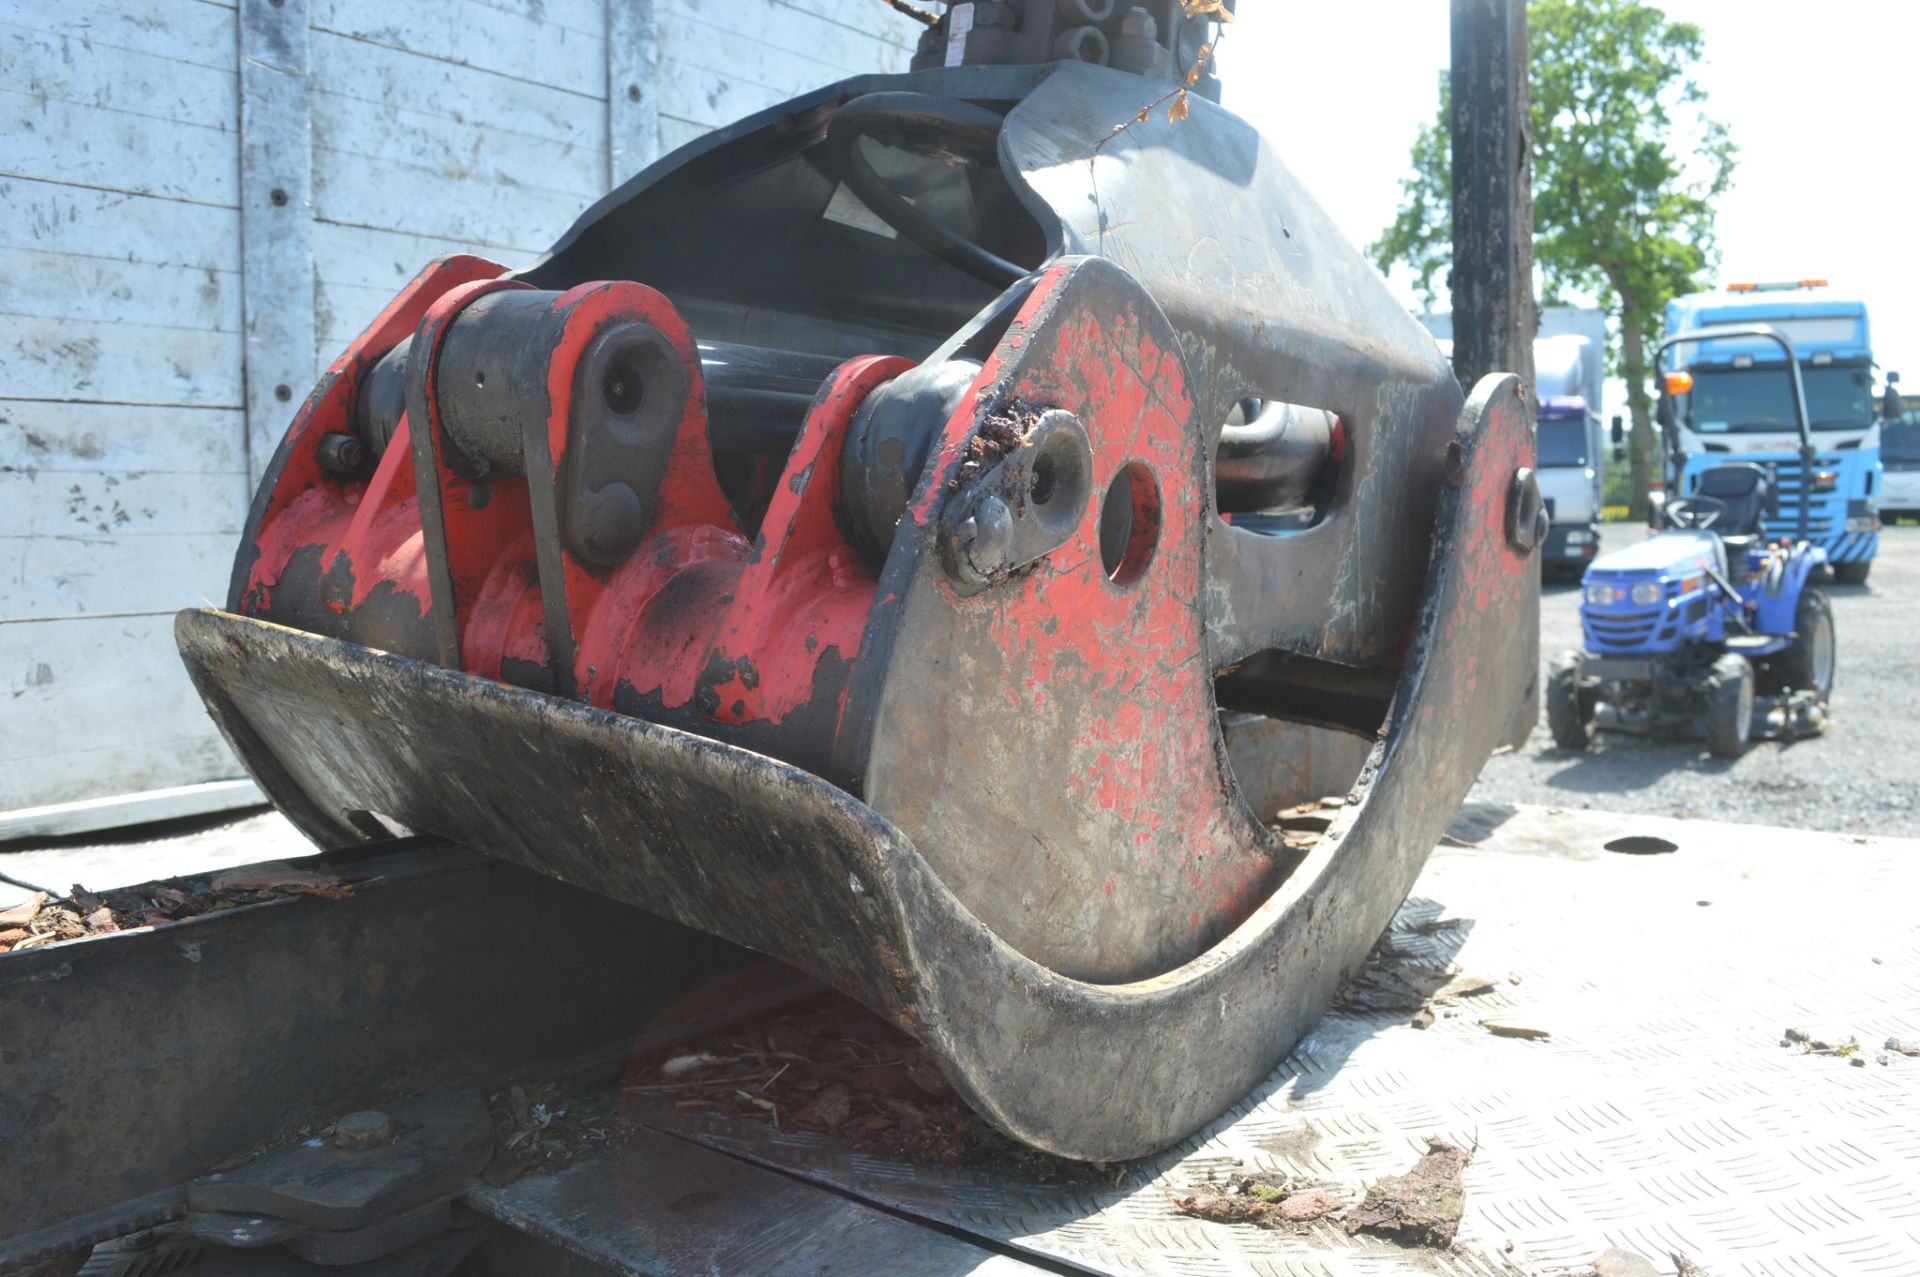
[1585,607,1663,652]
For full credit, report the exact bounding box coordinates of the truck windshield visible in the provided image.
[1536,418,1588,467]
[1683,365,1874,434]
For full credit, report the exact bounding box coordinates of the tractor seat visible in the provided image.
[1695,463,1769,537]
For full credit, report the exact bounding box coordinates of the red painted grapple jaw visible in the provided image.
[179,359,1538,1160]
[194,65,1543,1160]
[231,256,905,779]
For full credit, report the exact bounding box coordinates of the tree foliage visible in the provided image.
[1370,0,1737,516]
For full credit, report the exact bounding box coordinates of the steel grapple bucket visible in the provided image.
[179,62,1538,1160]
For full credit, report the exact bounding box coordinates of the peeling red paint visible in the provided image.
[237,264,909,774]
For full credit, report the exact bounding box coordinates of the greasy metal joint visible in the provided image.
[940,409,1093,591]
[559,321,687,568]
[314,431,370,480]
[1507,465,1545,554]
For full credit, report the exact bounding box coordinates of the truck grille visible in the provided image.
[1760,459,1841,539]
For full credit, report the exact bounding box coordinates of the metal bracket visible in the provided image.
[938,408,1093,590]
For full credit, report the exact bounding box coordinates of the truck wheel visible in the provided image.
[1545,650,1594,751]
[1704,654,1755,759]
[1832,560,1871,586]
[1773,588,1836,700]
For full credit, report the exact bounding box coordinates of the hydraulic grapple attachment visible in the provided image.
[179,60,1539,1160]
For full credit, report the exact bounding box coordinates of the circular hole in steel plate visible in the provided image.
[602,356,645,415]
[1030,451,1057,505]
[1604,835,1678,855]
[1098,461,1160,585]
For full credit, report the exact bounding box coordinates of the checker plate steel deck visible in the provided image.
[617,805,1920,1276]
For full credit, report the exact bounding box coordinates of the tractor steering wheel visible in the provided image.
[1662,495,1727,530]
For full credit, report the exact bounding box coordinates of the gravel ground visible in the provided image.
[1469,522,1920,837]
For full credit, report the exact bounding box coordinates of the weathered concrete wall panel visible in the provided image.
[0,0,914,821]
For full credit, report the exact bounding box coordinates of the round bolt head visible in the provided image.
[1506,466,1545,554]
[964,494,1015,579]
[1120,5,1157,38]
[333,1110,395,1150]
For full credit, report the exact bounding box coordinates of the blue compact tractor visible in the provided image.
[1551,326,1837,758]
[1549,463,1835,757]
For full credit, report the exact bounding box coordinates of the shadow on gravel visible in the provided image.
[1537,741,1736,793]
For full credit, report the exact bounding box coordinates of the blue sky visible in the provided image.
[1219,2,1918,393]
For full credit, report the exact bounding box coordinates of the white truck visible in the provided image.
[1421,308,1612,580]
[1881,385,1920,519]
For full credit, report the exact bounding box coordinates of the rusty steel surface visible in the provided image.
[175,362,1536,1163]
[0,843,754,1269]
[619,805,1920,1276]
[186,62,1541,1163]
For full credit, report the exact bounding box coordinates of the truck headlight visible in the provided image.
[1585,583,1616,606]
[1564,530,1594,545]
[1845,516,1876,532]
[1630,582,1663,605]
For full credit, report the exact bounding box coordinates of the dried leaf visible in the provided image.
[150,886,197,916]
[1277,1189,1344,1222]
[1167,93,1190,123]
[796,1082,853,1129]
[1184,44,1213,85]
[1175,1178,1344,1229]
[1346,1140,1471,1246]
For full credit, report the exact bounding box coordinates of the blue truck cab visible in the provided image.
[1660,283,1883,583]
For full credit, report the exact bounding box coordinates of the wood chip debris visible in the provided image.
[0,868,357,954]
[622,993,1107,1181]
[1272,797,1345,852]
[1480,1021,1551,1040]
[483,1082,613,1186]
[1345,1138,1472,1247]
[1173,1175,1345,1229]
[1782,1027,1862,1057]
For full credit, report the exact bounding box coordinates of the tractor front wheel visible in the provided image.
[1546,650,1594,751]
[1772,588,1837,700]
[1704,654,1755,759]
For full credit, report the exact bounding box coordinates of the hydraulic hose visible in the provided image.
[826,93,1028,288]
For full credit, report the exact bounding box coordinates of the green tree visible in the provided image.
[1372,0,1737,519]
